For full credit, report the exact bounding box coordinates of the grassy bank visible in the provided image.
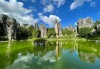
[31,37,87,42]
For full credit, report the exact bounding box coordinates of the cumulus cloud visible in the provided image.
[32,0,36,3]
[41,0,65,13]
[53,0,65,7]
[70,0,92,10]
[38,13,61,27]
[22,0,36,3]
[0,0,38,25]
[43,4,54,13]
[90,2,96,7]
[98,12,100,15]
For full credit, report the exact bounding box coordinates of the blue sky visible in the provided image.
[0,0,100,28]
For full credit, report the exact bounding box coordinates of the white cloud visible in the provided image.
[70,0,92,10]
[43,4,54,13]
[98,12,100,15]
[22,0,36,3]
[41,0,65,7]
[53,0,65,7]
[41,0,65,13]
[0,0,38,25]
[38,13,61,27]
[32,0,36,3]
[90,2,96,7]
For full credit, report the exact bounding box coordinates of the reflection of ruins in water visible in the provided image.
[6,41,12,57]
[0,40,100,69]
[55,41,62,61]
[33,41,63,62]
[63,40,100,64]
[78,51,98,63]
[0,41,13,69]
[77,41,100,64]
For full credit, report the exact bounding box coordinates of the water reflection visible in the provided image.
[0,40,100,69]
[55,41,62,61]
[4,41,63,69]
[78,41,100,63]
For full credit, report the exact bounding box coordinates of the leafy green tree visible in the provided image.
[62,29,74,36]
[16,26,32,40]
[28,25,34,38]
[27,25,41,38]
[78,27,92,38]
[47,28,56,38]
[33,30,41,38]
[94,20,100,33]
[28,25,34,32]
[0,24,5,36]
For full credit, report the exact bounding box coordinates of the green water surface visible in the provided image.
[0,40,100,69]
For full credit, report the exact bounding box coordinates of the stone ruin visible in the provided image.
[96,23,100,32]
[39,24,47,38]
[55,20,62,38]
[34,22,39,31]
[68,25,75,32]
[77,17,94,29]
[0,14,19,40]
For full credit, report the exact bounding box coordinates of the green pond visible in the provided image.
[0,40,100,69]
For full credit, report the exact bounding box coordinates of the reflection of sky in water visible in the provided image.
[1,41,100,69]
[5,50,61,69]
[4,50,100,69]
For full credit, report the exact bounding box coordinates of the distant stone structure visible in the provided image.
[34,23,39,31]
[0,14,19,40]
[68,25,75,32]
[96,24,100,32]
[77,17,94,30]
[55,20,62,38]
[39,24,47,38]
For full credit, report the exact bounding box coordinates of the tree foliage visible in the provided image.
[62,29,74,36]
[78,27,92,38]
[16,26,32,40]
[0,24,5,36]
[47,28,56,38]
[94,20,100,33]
[33,30,41,38]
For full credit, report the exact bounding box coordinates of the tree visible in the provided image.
[78,27,92,38]
[47,28,56,38]
[94,20,100,33]
[0,24,5,36]
[33,30,41,38]
[28,25,34,38]
[27,25,41,38]
[16,26,32,40]
[62,29,74,36]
